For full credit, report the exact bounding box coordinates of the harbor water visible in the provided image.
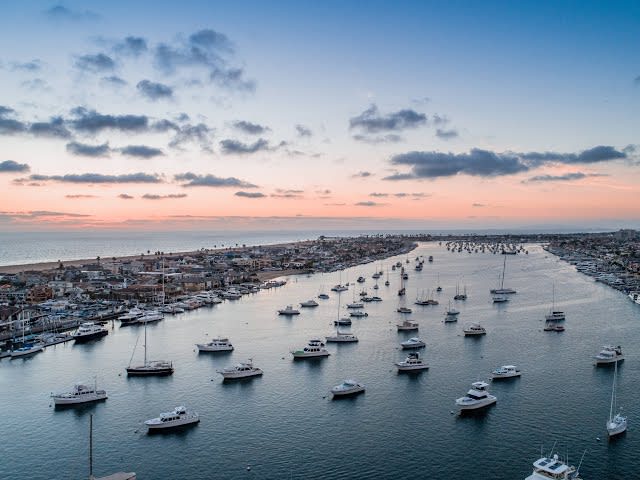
[1,243,638,479]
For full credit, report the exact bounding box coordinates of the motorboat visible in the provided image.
[400,337,425,349]
[544,322,564,332]
[445,301,459,317]
[455,381,497,411]
[428,256,433,262]
[161,304,185,314]
[524,454,583,480]
[395,352,428,372]
[346,302,364,309]
[370,296,382,302]
[291,339,330,358]
[300,299,319,308]
[349,310,368,317]
[196,337,234,352]
[396,319,419,331]
[118,307,144,324]
[606,361,627,437]
[10,342,44,358]
[463,323,486,336]
[318,293,330,300]
[51,380,107,405]
[397,307,412,314]
[144,406,199,431]
[356,276,366,283]
[278,305,300,316]
[594,345,624,365]
[334,317,352,326]
[331,379,365,397]
[330,284,348,292]
[491,365,521,380]
[217,359,263,379]
[325,330,359,343]
[222,290,242,300]
[136,310,164,324]
[73,322,108,343]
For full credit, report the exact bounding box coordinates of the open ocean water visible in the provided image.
[1,242,639,479]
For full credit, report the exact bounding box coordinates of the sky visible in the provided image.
[0,0,639,232]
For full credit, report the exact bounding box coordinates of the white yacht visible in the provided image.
[349,310,368,317]
[395,352,429,372]
[346,302,364,309]
[607,361,627,437]
[594,345,624,365]
[330,284,348,292]
[217,359,263,379]
[10,342,44,358]
[136,310,164,324]
[325,330,359,343]
[51,380,107,405]
[524,454,583,480]
[331,379,365,397]
[222,290,242,300]
[278,305,300,316]
[455,381,497,411]
[400,337,425,349]
[334,317,352,326]
[144,406,200,431]
[397,319,419,331]
[463,323,487,336]
[291,339,330,359]
[318,293,330,300]
[370,296,382,302]
[160,304,185,314]
[300,299,319,308]
[196,337,234,352]
[491,365,521,379]
[397,307,412,314]
[73,322,108,343]
[118,307,144,324]
[492,293,509,303]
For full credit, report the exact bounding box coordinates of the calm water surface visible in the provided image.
[1,243,639,479]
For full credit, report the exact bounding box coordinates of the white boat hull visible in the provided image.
[10,345,44,358]
[292,351,330,358]
[491,372,521,379]
[145,416,199,430]
[396,363,429,371]
[456,396,497,410]
[219,369,263,379]
[325,336,358,343]
[331,386,365,397]
[197,344,234,352]
[607,419,627,437]
[53,392,107,405]
[595,356,624,365]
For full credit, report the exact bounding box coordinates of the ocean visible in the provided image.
[0,243,638,479]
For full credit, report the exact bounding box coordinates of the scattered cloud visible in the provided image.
[232,120,270,135]
[44,5,100,22]
[119,145,164,158]
[69,107,149,134]
[0,106,26,134]
[101,75,127,87]
[369,192,389,197]
[0,210,91,219]
[295,124,312,137]
[118,193,134,199]
[270,188,304,199]
[523,172,608,183]
[235,191,266,198]
[0,160,29,173]
[25,172,162,184]
[29,117,71,138]
[169,123,213,151]
[153,28,255,91]
[10,60,43,72]
[114,36,148,57]
[634,75,640,86]
[75,53,115,72]
[472,203,486,207]
[386,146,628,180]
[349,104,426,134]
[141,193,187,200]
[65,194,97,199]
[66,141,111,157]
[136,79,173,100]
[352,133,402,144]
[220,138,270,154]
[175,172,257,188]
[351,171,373,179]
[436,128,459,140]
[354,201,386,207]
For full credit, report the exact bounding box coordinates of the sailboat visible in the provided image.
[10,312,44,358]
[384,269,390,286]
[454,283,467,300]
[606,361,627,437]
[436,273,442,292]
[545,283,565,321]
[490,256,517,295]
[398,269,406,296]
[126,321,173,376]
[88,414,136,480]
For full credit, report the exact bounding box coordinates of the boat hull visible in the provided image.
[73,330,108,343]
[196,345,233,352]
[10,345,44,358]
[456,396,497,410]
[53,393,108,405]
[220,371,263,380]
[126,366,174,376]
[396,363,429,371]
[146,417,199,431]
[331,387,365,397]
[594,357,624,365]
[291,352,330,359]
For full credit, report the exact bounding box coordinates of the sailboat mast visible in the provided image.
[501,256,506,290]
[610,361,617,422]
[143,322,148,366]
[89,414,93,479]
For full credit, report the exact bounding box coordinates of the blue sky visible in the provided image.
[0,1,638,230]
